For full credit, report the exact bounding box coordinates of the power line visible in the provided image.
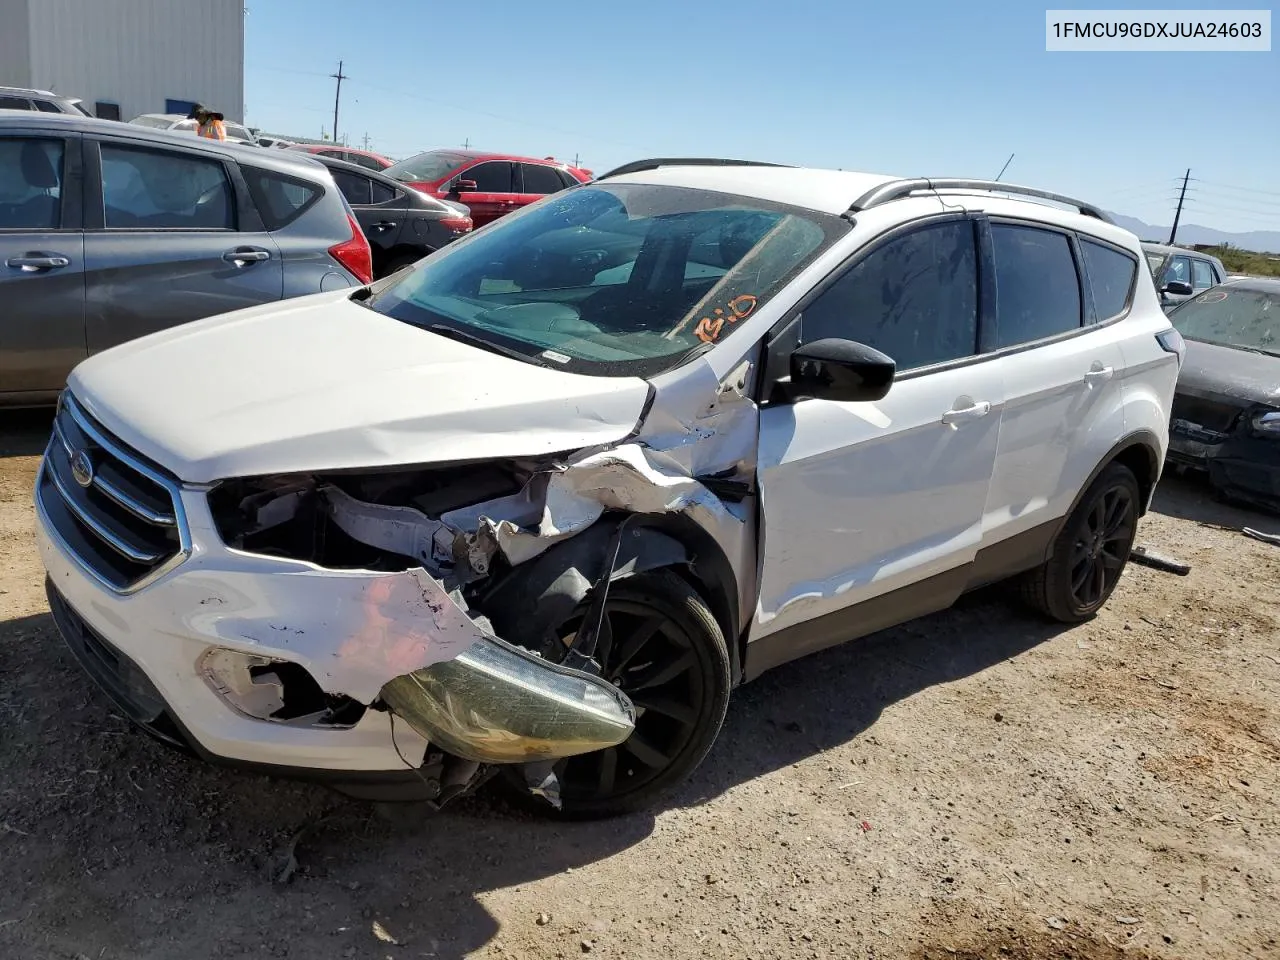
[1190,178,1280,200]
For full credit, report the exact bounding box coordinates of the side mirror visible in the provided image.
[452,178,478,193]
[1162,280,1194,297]
[786,338,895,404]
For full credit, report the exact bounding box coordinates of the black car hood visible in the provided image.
[1179,339,1280,406]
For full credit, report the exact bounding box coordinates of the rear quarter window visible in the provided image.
[242,166,324,230]
[1080,239,1137,322]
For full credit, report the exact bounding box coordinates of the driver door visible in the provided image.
[749,216,1002,672]
[82,137,283,354]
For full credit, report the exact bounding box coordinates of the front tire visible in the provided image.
[1021,462,1141,623]
[503,570,731,819]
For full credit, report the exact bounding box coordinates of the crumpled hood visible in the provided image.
[1179,339,1280,406]
[68,290,651,483]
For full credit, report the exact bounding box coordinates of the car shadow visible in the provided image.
[0,409,53,459]
[1149,468,1278,532]
[0,583,1070,958]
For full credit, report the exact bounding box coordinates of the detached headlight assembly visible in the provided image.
[1251,410,1280,437]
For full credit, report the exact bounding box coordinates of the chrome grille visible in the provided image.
[37,393,189,592]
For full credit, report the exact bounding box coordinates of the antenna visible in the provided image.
[994,153,1015,182]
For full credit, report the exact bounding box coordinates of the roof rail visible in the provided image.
[596,157,793,181]
[848,178,1114,224]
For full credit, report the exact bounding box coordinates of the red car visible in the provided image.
[383,150,593,226]
[285,144,395,172]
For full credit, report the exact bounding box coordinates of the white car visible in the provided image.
[127,112,257,146]
[34,160,1183,817]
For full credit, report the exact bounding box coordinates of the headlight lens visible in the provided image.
[1251,410,1280,436]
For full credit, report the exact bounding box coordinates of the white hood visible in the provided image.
[68,291,651,483]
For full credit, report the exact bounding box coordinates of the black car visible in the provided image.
[1166,278,1280,511]
[308,154,473,278]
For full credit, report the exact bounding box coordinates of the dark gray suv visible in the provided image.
[0,112,372,406]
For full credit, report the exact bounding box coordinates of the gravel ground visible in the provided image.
[1,409,1276,960]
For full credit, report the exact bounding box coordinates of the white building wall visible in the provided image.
[22,0,243,122]
[0,0,33,87]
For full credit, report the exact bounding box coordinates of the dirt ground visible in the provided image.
[1,408,1276,960]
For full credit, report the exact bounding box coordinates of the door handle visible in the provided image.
[941,400,992,425]
[1083,365,1114,385]
[222,248,270,265]
[7,255,70,272]
[371,220,397,231]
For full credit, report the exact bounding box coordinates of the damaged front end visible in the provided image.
[203,441,746,807]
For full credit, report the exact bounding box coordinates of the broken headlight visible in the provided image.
[1251,410,1280,437]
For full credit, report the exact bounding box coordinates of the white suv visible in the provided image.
[34,159,1183,817]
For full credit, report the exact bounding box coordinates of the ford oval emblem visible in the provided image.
[70,449,95,488]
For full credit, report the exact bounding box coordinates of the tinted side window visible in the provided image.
[557,169,582,188]
[33,99,62,113]
[0,96,32,110]
[1191,259,1215,290]
[991,225,1081,347]
[332,169,372,205]
[370,181,397,204]
[0,138,64,229]
[1080,239,1137,322]
[521,163,565,195]
[242,166,322,230]
[101,145,234,229]
[350,154,383,171]
[464,161,512,192]
[802,220,979,370]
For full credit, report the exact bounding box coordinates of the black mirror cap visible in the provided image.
[453,179,478,193]
[788,338,895,404]
[1162,279,1194,297]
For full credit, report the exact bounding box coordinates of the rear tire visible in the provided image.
[500,570,731,820]
[1020,462,1140,623]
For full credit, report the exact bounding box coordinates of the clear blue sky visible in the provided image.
[243,0,1279,235]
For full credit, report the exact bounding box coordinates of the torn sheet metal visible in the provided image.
[467,443,747,568]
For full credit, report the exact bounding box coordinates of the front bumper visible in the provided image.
[35,455,634,777]
[1168,422,1280,511]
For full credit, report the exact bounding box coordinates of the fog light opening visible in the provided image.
[201,649,366,728]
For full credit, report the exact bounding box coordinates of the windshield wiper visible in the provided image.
[426,323,550,367]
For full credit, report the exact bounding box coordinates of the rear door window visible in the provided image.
[101,144,235,229]
[521,163,567,195]
[0,137,65,229]
[463,161,513,192]
[331,169,373,206]
[1080,238,1137,322]
[33,100,63,113]
[1191,259,1216,290]
[242,166,323,230]
[1164,255,1191,285]
[0,95,33,110]
[991,224,1082,347]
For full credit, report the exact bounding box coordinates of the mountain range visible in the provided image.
[1107,213,1280,253]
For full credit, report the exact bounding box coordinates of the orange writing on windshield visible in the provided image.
[695,294,759,344]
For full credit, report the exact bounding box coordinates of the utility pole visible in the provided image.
[362,132,370,150]
[463,137,470,149]
[330,60,348,146]
[994,153,1014,182]
[1169,168,1191,245]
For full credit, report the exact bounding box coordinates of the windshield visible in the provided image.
[1171,286,1280,355]
[367,182,844,377]
[386,151,468,184]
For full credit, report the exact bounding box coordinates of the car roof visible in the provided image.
[0,84,74,100]
[409,147,575,168]
[0,110,327,176]
[1142,241,1223,260]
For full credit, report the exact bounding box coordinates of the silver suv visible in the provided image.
[0,111,372,406]
[0,85,93,117]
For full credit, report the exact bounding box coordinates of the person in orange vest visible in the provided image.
[188,104,226,140]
